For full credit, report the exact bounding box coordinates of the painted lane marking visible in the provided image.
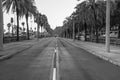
[52,42,59,80]
[50,42,59,80]
[52,47,57,80]
[53,68,57,80]
[56,47,60,80]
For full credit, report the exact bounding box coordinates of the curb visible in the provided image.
[0,44,33,61]
[63,39,120,67]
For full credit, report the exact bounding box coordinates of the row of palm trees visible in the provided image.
[2,0,37,40]
[0,0,52,50]
[60,0,119,44]
[2,0,52,40]
[34,12,48,40]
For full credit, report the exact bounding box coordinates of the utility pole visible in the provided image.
[0,0,3,50]
[105,0,110,52]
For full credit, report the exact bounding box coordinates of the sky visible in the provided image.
[35,0,79,29]
[3,0,82,32]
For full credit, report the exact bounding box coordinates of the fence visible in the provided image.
[90,37,120,45]
[3,36,27,43]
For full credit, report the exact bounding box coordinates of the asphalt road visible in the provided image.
[0,38,56,80]
[58,38,120,80]
[0,37,120,80]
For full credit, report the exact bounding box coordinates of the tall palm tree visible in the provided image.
[35,14,47,38]
[2,0,37,41]
[34,12,42,40]
[2,0,24,41]
[0,0,3,50]
[75,0,106,42]
[75,1,94,41]
[21,0,37,40]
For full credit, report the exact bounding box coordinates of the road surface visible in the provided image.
[0,37,120,80]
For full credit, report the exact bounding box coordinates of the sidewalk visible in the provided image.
[63,38,120,67]
[0,38,45,61]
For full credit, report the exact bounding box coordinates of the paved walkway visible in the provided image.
[0,38,45,60]
[63,38,120,66]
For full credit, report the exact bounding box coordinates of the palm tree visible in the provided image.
[114,1,120,38]
[39,14,47,38]
[0,0,3,50]
[75,1,94,41]
[2,0,23,41]
[34,12,42,40]
[22,0,37,40]
[2,0,37,41]
[75,0,106,42]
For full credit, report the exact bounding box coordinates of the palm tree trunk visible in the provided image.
[73,22,75,41]
[15,0,20,41]
[37,24,39,40]
[66,30,67,38]
[12,24,14,36]
[95,27,99,43]
[106,0,110,52]
[0,0,3,50]
[16,10,19,41]
[89,27,92,41]
[118,26,120,38]
[66,30,68,38]
[92,4,99,43]
[84,23,87,41]
[68,29,70,38]
[11,18,14,36]
[26,13,29,40]
[78,27,80,40]
[40,26,42,38]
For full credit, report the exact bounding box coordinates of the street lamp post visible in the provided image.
[105,0,110,52]
[0,0,3,50]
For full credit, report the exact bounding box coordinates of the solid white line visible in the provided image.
[53,68,56,80]
[55,48,57,53]
[50,42,59,80]
[49,48,55,80]
[56,47,60,80]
